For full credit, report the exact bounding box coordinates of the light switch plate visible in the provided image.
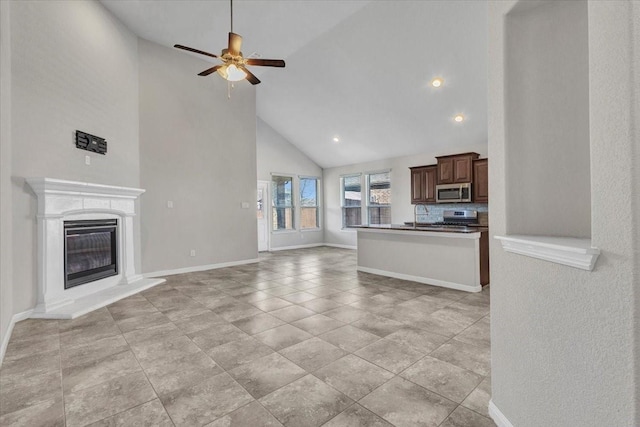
[241,202,250,209]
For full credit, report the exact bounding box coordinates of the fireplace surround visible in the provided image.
[26,177,164,318]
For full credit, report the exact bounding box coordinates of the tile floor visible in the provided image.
[0,247,494,427]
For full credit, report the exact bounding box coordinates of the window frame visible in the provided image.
[365,169,392,225]
[340,173,363,229]
[299,175,321,231]
[271,174,295,232]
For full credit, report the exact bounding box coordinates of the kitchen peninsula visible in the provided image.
[355,224,489,293]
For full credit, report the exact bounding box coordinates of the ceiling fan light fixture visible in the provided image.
[218,64,247,82]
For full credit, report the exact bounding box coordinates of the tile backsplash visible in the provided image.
[414,203,489,225]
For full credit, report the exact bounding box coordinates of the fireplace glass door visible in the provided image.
[64,219,118,289]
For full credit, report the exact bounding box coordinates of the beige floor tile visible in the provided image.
[205,401,283,427]
[319,325,380,353]
[314,354,395,400]
[207,336,275,370]
[231,312,286,335]
[440,405,496,427]
[0,370,62,416]
[259,375,352,427]
[400,356,484,403]
[431,340,491,376]
[0,397,64,427]
[229,352,306,398]
[189,323,248,351]
[462,376,492,417]
[160,372,253,427]
[88,399,173,427]
[355,339,424,374]
[254,324,313,351]
[269,305,316,322]
[62,349,142,394]
[291,314,345,336]
[385,326,450,354]
[279,337,347,372]
[351,313,404,337]
[64,372,156,427]
[359,377,457,427]
[299,298,344,313]
[323,403,393,427]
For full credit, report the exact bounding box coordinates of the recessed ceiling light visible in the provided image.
[431,77,444,88]
[454,114,465,123]
[332,137,340,142]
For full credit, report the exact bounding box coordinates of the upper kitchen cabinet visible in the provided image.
[473,158,489,203]
[410,165,437,204]
[436,152,480,184]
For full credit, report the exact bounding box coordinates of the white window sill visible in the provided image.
[272,230,297,234]
[341,228,358,232]
[494,234,600,271]
[301,228,322,233]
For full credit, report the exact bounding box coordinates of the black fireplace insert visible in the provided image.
[64,219,118,289]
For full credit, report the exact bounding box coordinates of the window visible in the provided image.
[367,171,391,224]
[300,177,320,229]
[341,174,362,228]
[272,175,294,231]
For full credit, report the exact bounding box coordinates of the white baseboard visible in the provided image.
[356,266,482,293]
[488,400,514,427]
[324,243,357,250]
[144,258,260,278]
[0,308,35,367]
[269,243,324,252]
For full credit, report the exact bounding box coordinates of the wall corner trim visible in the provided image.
[488,400,514,427]
[494,234,600,271]
[0,309,35,367]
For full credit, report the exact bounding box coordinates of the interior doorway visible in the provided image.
[257,180,270,252]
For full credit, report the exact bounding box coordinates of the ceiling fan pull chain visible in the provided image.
[228,80,232,99]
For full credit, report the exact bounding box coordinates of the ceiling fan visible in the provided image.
[174,0,285,85]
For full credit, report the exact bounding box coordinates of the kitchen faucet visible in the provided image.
[414,203,428,228]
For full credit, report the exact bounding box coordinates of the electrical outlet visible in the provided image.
[85,155,91,165]
[241,202,250,209]
[167,201,173,208]
[190,249,196,257]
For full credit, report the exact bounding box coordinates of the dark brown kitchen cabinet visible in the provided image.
[436,152,479,184]
[473,158,489,203]
[410,165,437,204]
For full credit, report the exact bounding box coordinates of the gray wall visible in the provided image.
[0,0,13,354]
[256,118,323,249]
[505,0,591,238]
[9,0,140,315]
[488,1,639,425]
[139,39,258,273]
[323,144,487,248]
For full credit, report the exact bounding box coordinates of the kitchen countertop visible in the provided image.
[352,224,489,234]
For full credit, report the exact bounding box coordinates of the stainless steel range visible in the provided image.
[433,210,481,227]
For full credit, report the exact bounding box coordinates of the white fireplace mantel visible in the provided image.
[26,177,164,319]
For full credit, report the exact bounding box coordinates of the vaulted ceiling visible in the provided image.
[101,0,487,168]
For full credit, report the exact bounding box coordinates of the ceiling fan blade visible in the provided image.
[174,44,218,59]
[245,58,286,68]
[241,67,261,85]
[198,65,222,76]
[228,32,243,56]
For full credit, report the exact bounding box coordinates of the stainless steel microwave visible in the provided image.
[436,183,472,203]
